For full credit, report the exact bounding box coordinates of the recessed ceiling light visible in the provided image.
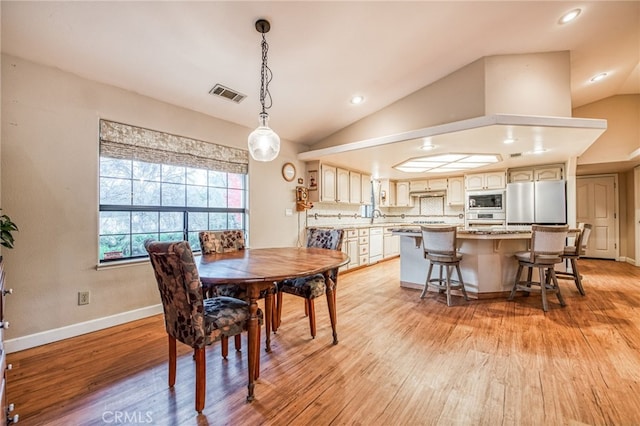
[394,153,501,173]
[503,138,516,144]
[559,8,581,24]
[590,72,608,83]
[420,144,437,151]
[350,95,364,105]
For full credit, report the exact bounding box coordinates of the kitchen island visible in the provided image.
[392,227,532,298]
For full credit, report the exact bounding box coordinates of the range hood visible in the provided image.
[410,190,446,197]
[297,114,607,180]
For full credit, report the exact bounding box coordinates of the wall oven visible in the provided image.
[465,190,506,228]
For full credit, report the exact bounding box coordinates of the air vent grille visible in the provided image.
[209,84,246,103]
[510,153,522,158]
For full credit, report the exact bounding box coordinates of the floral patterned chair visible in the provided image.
[276,228,344,339]
[144,239,262,413]
[198,230,275,353]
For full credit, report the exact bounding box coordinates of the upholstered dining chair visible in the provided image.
[276,228,344,339]
[144,239,262,413]
[508,224,569,312]
[556,223,592,295]
[198,230,275,355]
[420,225,469,306]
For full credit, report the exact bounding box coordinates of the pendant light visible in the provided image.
[248,19,280,162]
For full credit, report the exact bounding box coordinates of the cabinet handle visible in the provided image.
[6,363,12,370]
[3,288,13,296]
[0,321,9,329]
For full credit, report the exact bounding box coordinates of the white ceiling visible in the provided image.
[2,1,639,175]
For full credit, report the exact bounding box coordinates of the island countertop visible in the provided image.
[390,227,532,240]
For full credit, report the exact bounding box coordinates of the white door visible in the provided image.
[576,175,618,259]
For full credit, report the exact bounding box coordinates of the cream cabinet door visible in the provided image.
[447,177,464,205]
[509,169,534,183]
[349,171,362,204]
[465,173,485,190]
[428,178,448,190]
[395,181,412,207]
[534,167,563,181]
[320,165,336,202]
[361,174,372,205]
[484,171,506,189]
[336,168,350,203]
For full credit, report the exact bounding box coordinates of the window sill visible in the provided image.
[96,258,150,271]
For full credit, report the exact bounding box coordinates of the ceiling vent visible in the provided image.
[209,84,246,103]
[510,153,522,158]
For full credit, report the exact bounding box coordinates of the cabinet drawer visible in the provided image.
[345,229,358,239]
[359,236,369,245]
[359,245,369,255]
[358,228,369,237]
[359,255,369,265]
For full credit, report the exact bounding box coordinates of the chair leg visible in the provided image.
[550,269,566,307]
[276,290,283,330]
[221,336,229,359]
[304,299,309,316]
[455,263,469,301]
[271,287,279,332]
[254,326,261,380]
[445,265,453,306]
[421,262,434,298]
[234,335,242,351]
[524,267,533,296]
[194,347,205,414]
[508,264,523,300]
[168,335,177,388]
[539,266,549,312]
[307,299,316,339]
[264,292,272,352]
[571,258,586,296]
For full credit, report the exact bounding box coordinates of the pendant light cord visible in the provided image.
[259,32,273,116]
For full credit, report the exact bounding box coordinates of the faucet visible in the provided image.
[371,209,382,224]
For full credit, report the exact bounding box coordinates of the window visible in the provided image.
[98,120,249,262]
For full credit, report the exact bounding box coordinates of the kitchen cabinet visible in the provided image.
[508,164,564,183]
[395,181,413,207]
[446,176,464,206]
[341,229,359,271]
[383,226,400,258]
[361,174,373,205]
[308,163,336,202]
[409,178,448,192]
[534,166,563,181]
[349,171,362,204]
[358,228,370,266]
[465,171,506,190]
[336,168,350,203]
[378,179,396,207]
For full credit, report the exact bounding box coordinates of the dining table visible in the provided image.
[196,246,349,402]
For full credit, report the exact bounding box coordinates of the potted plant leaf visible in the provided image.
[0,211,18,249]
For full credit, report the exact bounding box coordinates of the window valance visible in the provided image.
[99,119,249,174]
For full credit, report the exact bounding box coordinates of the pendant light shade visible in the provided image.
[248,113,280,162]
[248,19,280,162]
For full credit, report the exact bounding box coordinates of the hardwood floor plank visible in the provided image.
[6,258,640,425]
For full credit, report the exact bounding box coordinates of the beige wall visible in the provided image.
[575,95,640,165]
[313,51,571,149]
[0,54,303,346]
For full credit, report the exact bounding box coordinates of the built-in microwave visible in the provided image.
[466,190,505,212]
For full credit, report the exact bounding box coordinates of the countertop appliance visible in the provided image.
[506,180,566,225]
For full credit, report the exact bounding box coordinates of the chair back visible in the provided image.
[529,225,569,262]
[421,225,457,256]
[579,223,592,256]
[199,230,246,254]
[144,240,206,348]
[306,228,344,251]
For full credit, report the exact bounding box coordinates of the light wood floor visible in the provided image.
[7,258,640,425]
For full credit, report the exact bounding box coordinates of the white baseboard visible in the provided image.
[625,257,637,266]
[5,304,163,354]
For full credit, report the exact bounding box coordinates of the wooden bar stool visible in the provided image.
[508,224,569,312]
[420,225,469,306]
[556,223,592,295]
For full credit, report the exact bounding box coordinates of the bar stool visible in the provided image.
[556,223,592,295]
[508,224,569,312]
[420,225,469,306]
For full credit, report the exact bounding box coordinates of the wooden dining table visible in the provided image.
[196,246,349,402]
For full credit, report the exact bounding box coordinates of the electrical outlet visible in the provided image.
[78,291,90,305]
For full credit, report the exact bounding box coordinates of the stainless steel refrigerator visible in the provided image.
[506,180,566,224]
